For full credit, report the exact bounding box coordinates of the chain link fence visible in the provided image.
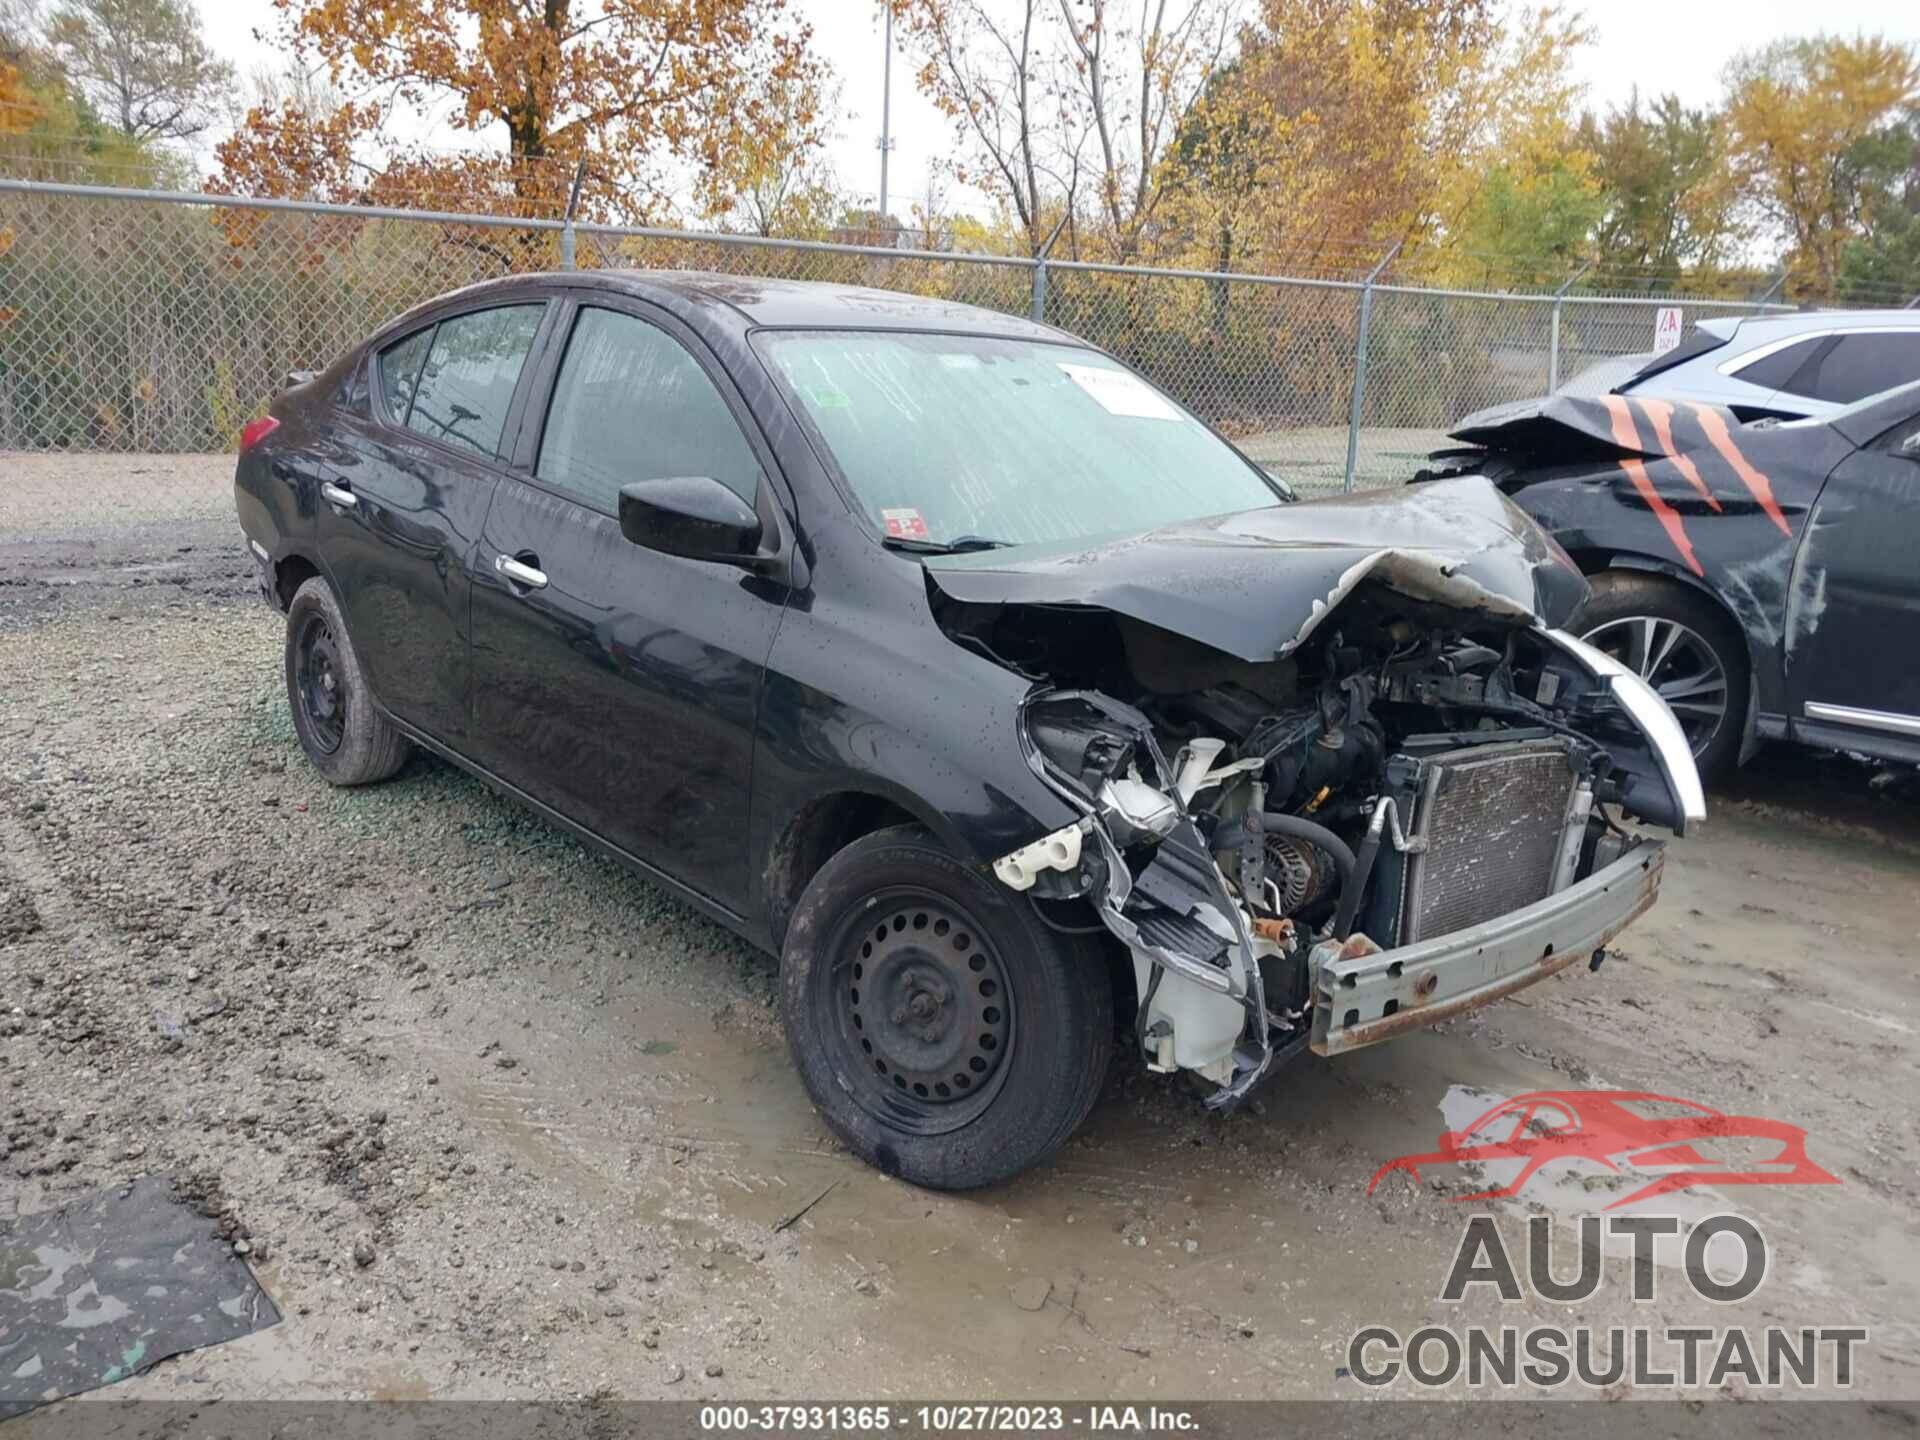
[0,179,1790,494]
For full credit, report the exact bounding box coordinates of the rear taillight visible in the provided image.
[240,415,281,452]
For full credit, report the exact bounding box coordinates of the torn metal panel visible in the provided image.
[1,1177,280,1417]
[926,477,1588,665]
[1447,393,1736,459]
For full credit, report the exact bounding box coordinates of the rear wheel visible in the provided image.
[284,576,412,786]
[1578,570,1747,783]
[780,824,1113,1189]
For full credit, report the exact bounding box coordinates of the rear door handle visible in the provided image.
[495,554,548,590]
[320,480,355,510]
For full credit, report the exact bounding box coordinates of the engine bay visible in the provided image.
[935,578,1691,1103]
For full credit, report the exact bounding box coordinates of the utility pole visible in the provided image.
[877,2,895,237]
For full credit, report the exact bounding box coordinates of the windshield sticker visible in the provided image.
[1057,362,1180,421]
[881,507,928,540]
[938,353,982,370]
[807,383,852,409]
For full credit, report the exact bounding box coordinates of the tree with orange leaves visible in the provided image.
[1725,34,1920,300]
[1,2,41,135]
[214,0,825,223]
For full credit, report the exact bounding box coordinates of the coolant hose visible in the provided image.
[1258,813,1356,897]
[1332,827,1382,941]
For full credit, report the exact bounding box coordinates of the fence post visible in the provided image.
[1030,215,1068,324]
[559,160,586,270]
[1548,261,1592,394]
[1343,242,1401,493]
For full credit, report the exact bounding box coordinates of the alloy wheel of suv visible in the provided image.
[1576,570,1748,783]
[1581,616,1729,751]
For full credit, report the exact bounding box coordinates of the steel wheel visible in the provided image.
[1580,614,1730,757]
[293,611,347,755]
[818,885,1016,1138]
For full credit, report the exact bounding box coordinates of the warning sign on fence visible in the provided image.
[1653,306,1684,356]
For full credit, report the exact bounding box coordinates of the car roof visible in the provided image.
[1721,308,1920,344]
[389,268,1070,345]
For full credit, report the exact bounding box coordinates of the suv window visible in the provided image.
[1732,335,1829,393]
[536,307,763,512]
[1781,332,1920,405]
[378,327,434,424]
[402,304,545,459]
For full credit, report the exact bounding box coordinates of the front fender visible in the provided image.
[747,603,1083,945]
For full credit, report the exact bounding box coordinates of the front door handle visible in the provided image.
[495,553,548,590]
[320,480,355,510]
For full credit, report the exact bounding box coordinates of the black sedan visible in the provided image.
[236,272,1697,1188]
[1426,383,1920,780]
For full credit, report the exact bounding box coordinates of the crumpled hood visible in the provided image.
[1447,392,1746,459]
[924,476,1588,664]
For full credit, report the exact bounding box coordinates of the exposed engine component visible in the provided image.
[1264,832,1337,916]
[993,573,1690,1114]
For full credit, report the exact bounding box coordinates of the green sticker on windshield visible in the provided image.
[808,384,852,409]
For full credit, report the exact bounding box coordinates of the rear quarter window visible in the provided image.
[1783,332,1920,405]
[378,327,434,423]
[1732,335,1830,393]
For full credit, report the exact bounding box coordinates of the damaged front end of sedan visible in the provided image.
[929,479,1704,1106]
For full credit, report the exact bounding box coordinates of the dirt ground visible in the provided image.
[3,453,1919,1406]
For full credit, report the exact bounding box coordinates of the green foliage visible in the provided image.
[204,356,241,450]
[44,0,233,142]
[0,17,188,185]
[1582,92,1740,283]
[1835,106,1920,303]
[1447,154,1606,290]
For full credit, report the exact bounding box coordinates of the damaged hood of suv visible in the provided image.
[923,476,1587,663]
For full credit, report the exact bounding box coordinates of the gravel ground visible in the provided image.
[4,454,1920,1408]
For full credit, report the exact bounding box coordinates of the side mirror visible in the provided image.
[1899,429,1920,463]
[618,476,763,565]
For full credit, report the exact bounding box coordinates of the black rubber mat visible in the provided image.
[1,1175,280,1416]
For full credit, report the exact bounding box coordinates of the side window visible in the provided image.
[404,304,545,459]
[378,326,434,424]
[1784,332,1920,405]
[536,306,764,512]
[1732,336,1829,393]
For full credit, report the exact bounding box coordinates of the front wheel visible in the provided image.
[780,824,1113,1189]
[1577,570,1748,783]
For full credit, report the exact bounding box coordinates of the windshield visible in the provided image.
[759,330,1282,548]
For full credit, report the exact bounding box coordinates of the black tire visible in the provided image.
[284,575,412,786]
[780,824,1113,1190]
[1577,570,1748,783]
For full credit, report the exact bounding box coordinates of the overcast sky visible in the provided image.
[193,0,1920,219]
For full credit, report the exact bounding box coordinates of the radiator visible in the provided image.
[1396,739,1580,944]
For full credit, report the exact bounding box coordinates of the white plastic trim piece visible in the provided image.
[992,822,1086,892]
